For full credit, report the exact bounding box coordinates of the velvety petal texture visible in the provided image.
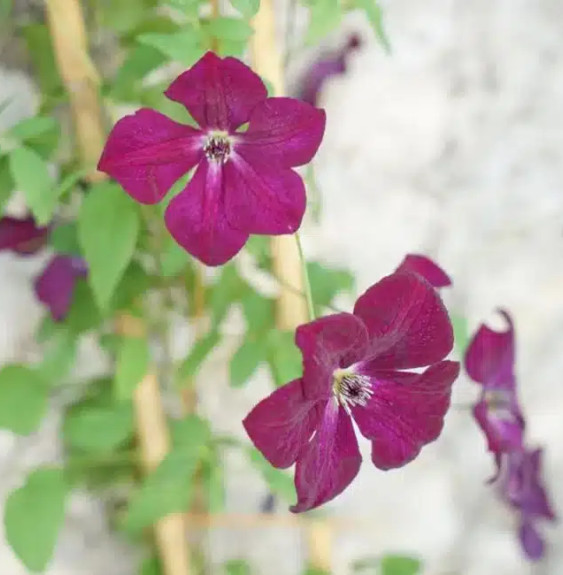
[98,51,326,266]
[0,216,49,255]
[395,254,452,289]
[34,255,88,321]
[244,266,459,513]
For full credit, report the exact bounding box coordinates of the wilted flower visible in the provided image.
[98,51,326,266]
[296,35,362,106]
[496,448,556,560]
[465,311,525,465]
[244,269,459,512]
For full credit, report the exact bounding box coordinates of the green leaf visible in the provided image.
[177,330,221,384]
[248,448,295,503]
[49,222,81,255]
[308,261,354,314]
[78,182,140,310]
[354,0,391,53]
[451,314,470,356]
[201,450,225,513]
[160,235,191,278]
[266,330,302,387]
[140,555,162,575]
[380,555,422,575]
[8,116,58,143]
[98,0,156,33]
[138,30,204,67]
[0,365,47,434]
[0,155,14,213]
[123,446,203,534]
[209,264,247,326]
[241,291,275,334]
[63,405,134,452]
[37,329,78,385]
[0,0,12,18]
[64,279,102,334]
[230,338,267,388]
[306,0,342,45]
[5,468,67,572]
[230,0,260,18]
[8,146,56,224]
[22,24,62,96]
[225,559,252,575]
[205,17,253,43]
[303,569,330,575]
[114,336,150,401]
[110,262,151,314]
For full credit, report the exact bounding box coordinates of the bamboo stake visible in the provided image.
[249,3,332,572]
[44,2,191,573]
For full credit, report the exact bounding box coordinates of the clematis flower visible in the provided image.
[296,35,362,106]
[496,448,556,560]
[0,216,49,255]
[464,311,525,466]
[98,51,326,266]
[244,269,459,512]
[0,215,87,321]
[395,253,451,289]
[34,255,88,321]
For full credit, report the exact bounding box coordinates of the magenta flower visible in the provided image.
[34,255,88,321]
[296,35,362,106]
[98,52,326,266]
[244,270,459,512]
[464,311,525,464]
[496,448,556,560]
[0,216,49,256]
[395,254,451,289]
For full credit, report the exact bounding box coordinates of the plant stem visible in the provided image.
[295,231,315,322]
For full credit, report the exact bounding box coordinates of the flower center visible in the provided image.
[203,132,232,163]
[332,369,373,411]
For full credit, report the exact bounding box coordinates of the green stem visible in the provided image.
[295,231,315,322]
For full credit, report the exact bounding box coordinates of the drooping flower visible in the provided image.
[464,310,525,465]
[395,253,451,289]
[98,51,326,266]
[496,448,557,560]
[295,35,362,106]
[244,269,459,512]
[0,215,87,321]
[34,255,88,321]
[0,216,49,255]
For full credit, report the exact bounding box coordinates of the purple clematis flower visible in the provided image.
[395,253,451,289]
[98,51,326,267]
[244,269,459,512]
[496,448,557,560]
[296,35,362,106]
[464,310,525,466]
[34,255,88,321]
[0,216,49,256]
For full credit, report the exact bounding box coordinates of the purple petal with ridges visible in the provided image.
[464,309,515,389]
[353,271,454,370]
[519,521,545,561]
[165,52,267,131]
[98,109,203,204]
[236,97,326,168]
[295,313,369,401]
[472,398,524,456]
[291,401,361,513]
[164,160,248,266]
[34,255,88,321]
[352,361,459,470]
[223,156,305,235]
[395,254,452,288]
[0,216,49,255]
[243,378,322,469]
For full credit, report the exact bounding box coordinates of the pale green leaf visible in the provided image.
[4,468,67,572]
[177,330,220,384]
[78,182,140,310]
[230,338,267,387]
[230,0,260,18]
[114,336,150,401]
[306,0,342,45]
[249,448,295,503]
[205,17,253,43]
[37,329,78,385]
[138,30,204,67]
[355,0,391,53]
[380,555,422,575]
[225,559,252,575]
[0,365,47,434]
[266,330,302,387]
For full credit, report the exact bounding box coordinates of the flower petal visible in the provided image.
[464,309,515,388]
[165,52,267,131]
[236,97,326,168]
[243,379,322,469]
[395,254,451,288]
[353,271,454,370]
[295,313,369,400]
[472,399,524,456]
[34,256,87,321]
[164,160,249,266]
[0,216,49,255]
[223,157,305,235]
[519,520,545,561]
[291,401,361,513]
[98,109,203,204]
[352,361,459,470]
